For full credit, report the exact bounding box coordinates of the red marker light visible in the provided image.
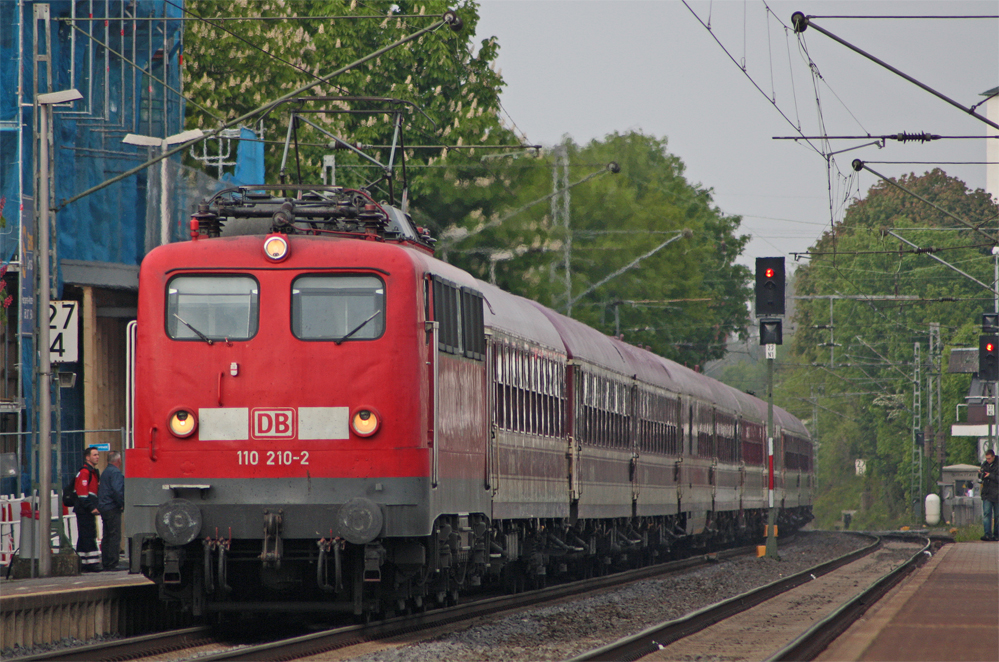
[765,268,775,278]
[988,343,995,352]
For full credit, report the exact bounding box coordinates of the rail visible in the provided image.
[160,545,763,662]
[568,532,881,662]
[3,626,213,662]
[766,533,935,662]
[3,548,758,661]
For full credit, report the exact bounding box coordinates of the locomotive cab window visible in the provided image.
[166,275,259,341]
[292,275,385,341]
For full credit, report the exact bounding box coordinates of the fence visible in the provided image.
[1,428,128,496]
[1,491,94,568]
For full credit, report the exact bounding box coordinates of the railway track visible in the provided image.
[8,542,762,662]
[201,544,767,661]
[3,626,216,662]
[570,533,931,662]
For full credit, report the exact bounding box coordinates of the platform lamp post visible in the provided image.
[35,88,83,576]
[756,257,785,560]
[122,129,204,247]
[993,247,998,460]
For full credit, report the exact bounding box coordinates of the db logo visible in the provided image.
[251,408,296,439]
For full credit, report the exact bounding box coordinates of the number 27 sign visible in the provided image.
[49,301,78,363]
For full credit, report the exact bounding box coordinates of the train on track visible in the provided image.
[124,184,814,619]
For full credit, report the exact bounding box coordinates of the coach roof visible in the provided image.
[475,281,565,353]
[530,304,632,376]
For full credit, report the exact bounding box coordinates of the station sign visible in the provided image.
[49,300,79,363]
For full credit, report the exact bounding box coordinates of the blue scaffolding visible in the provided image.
[0,1,260,497]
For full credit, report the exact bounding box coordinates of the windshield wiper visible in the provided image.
[334,310,381,345]
[174,314,214,345]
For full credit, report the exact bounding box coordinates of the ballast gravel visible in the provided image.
[345,531,872,662]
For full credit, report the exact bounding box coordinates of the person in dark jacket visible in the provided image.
[97,451,125,570]
[980,449,999,541]
[74,446,102,572]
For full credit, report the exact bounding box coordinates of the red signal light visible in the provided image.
[765,268,775,278]
[988,343,995,353]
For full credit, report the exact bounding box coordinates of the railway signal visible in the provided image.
[980,335,999,381]
[755,257,785,317]
[759,318,782,346]
[754,257,785,560]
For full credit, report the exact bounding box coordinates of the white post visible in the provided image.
[35,89,82,576]
[36,99,52,576]
[979,246,999,460]
[160,142,170,246]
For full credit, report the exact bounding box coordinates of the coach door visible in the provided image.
[569,364,582,502]
[630,383,640,503]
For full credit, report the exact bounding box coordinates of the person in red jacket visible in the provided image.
[74,446,102,572]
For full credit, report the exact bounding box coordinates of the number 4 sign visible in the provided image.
[49,301,79,363]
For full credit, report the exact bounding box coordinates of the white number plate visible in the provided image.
[236,450,310,466]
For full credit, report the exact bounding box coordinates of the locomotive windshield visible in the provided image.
[292,275,385,341]
[166,276,259,341]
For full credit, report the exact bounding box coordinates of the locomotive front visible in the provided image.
[125,203,437,615]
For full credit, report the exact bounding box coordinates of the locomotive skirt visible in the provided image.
[75,511,102,571]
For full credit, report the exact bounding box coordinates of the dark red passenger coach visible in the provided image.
[125,186,813,618]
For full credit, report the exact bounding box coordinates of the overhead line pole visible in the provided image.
[913,342,922,524]
[791,13,999,132]
[438,162,619,253]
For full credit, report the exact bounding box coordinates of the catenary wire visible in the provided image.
[681,0,823,157]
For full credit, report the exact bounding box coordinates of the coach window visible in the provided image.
[166,275,259,341]
[292,275,385,341]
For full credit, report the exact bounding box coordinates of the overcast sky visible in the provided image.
[474,0,999,271]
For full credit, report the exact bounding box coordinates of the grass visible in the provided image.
[947,523,991,542]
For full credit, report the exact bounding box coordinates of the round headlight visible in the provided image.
[168,409,198,438]
[263,234,289,261]
[351,408,380,437]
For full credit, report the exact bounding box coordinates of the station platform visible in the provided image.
[818,541,999,661]
[0,565,187,651]
[0,565,151,597]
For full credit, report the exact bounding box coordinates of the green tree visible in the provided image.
[440,132,753,367]
[183,0,518,196]
[181,5,755,367]
[780,169,997,528]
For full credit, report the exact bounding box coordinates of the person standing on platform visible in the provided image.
[74,446,102,572]
[98,451,125,570]
[980,448,999,541]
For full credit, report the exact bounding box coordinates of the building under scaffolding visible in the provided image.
[0,0,261,496]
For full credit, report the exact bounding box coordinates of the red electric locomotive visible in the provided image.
[125,186,813,619]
